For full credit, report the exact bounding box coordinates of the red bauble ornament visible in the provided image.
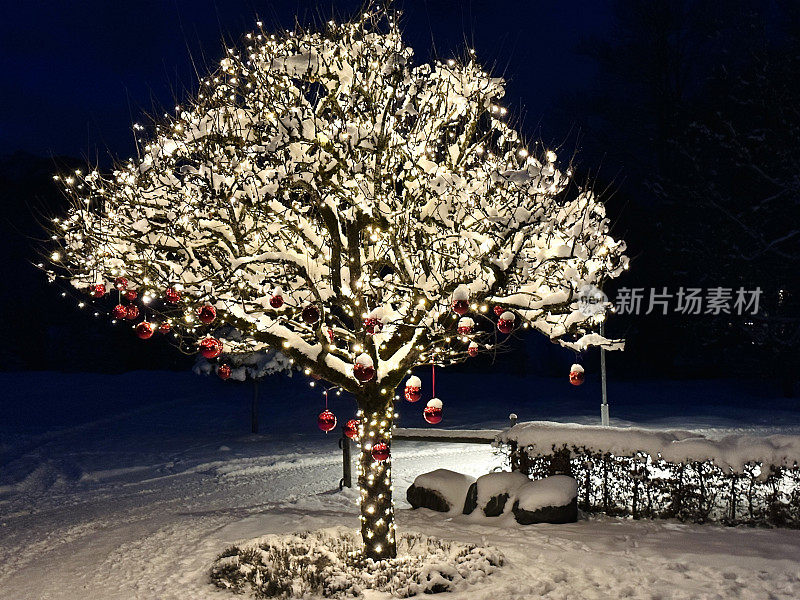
[124,289,137,301]
[424,398,443,424]
[302,304,320,324]
[199,337,223,359]
[457,316,474,335]
[112,304,127,319]
[371,440,390,462]
[569,364,585,386]
[451,284,470,315]
[363,317,381,335]
[493,305,505,316]
[269,295,284,309]
[327,328,335,343]
[318,409,337,433]
[197,305,216,324]
[91,284,106,298]
[135,321,154,340]
[344,419,360,439]
[125,305,139,320]
[353,353,375,382]
[468,342,479,358]
[159,322,171,334]
[217,364,232,380]
[164,287,181,304]
[404,375,422,402]
[452,300,469,316]
[114,276,129,291]
[497,311,514,334]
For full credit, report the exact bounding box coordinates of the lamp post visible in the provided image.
[600,320,610,426]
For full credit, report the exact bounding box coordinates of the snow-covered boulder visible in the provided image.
[512,475,578,525]
[464,471,530,517]
[407,469,476,513]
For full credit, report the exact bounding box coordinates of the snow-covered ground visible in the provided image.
[1,370,799,599]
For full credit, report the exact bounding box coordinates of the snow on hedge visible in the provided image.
[498,421,800,473]
[516,475,578,512]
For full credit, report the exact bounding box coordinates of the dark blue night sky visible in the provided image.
[0,0,611,159]
[1,0,797,390]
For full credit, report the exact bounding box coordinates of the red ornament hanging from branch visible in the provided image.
[493,305,505,316]
[164,287,181,304]
[344,419,360,439]
[363,317,382,335]
[124,289,137,301]
[199,336,223,359]
[497,311,515,334]
[302,304,320,324]
[451,284,470,316]
[457,316,474,335]
[371,440,390,462]
[318,409,337,433]
[90,283,106,298]
[269,294,284,309]
[112,304,127,320]
[197,305,216,324]
[135,321,154,339]
[468,342,479,358]
[404,375,422,402]
[569,363,585,386]
[423,362,443,424]
[217,364,232,380]
[353,353,375,382]
[158,322,171,334]
[424,398,443,424]
[114,276,128,291]
[125,305,139,320]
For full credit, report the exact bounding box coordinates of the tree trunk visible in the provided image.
[357,399,397,560]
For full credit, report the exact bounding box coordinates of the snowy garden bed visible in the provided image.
[498,421,800,526]
[210,527,503,598]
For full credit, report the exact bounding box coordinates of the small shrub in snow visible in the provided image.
[210,527,503,598]
[406,469,475,513]
[463,471,529,516]
[512,476,579,524]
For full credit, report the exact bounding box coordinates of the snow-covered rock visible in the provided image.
[407,469,475,513]
[512,476,578,525]
[464,471,530,517]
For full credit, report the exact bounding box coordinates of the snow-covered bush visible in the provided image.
[406,469,475,513]
[512,475,578,524]
[210,527,503,598]
[463,471,530,517]
[500,422,800,527]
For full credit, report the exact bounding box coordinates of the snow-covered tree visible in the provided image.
[46,5,627,559]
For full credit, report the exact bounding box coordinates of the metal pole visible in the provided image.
[600,320,610,426]
[339,428,352,489]
[251,380,259,434]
